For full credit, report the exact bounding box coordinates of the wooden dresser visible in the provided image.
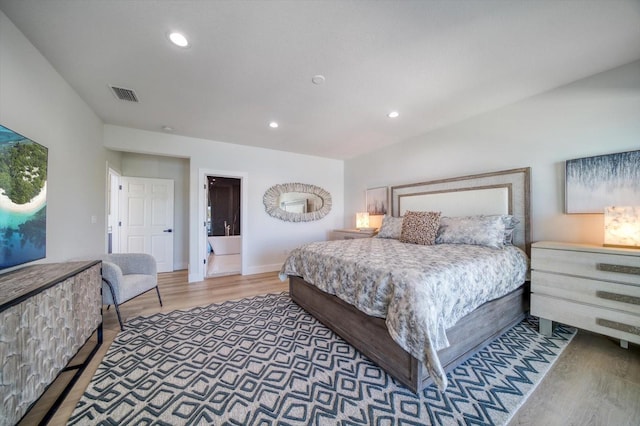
[530,241,640,347]
[0,261,102,426]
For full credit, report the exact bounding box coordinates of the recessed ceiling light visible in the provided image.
[311,75,326,85]
[168,32,189,47]
[269,121,279,129]
[387,111,399,118]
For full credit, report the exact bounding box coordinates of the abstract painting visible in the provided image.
[366,186,388,215]
[565,150,640,214]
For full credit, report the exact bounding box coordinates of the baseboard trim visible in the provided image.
[245,263,282,275]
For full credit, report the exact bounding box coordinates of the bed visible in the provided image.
[280,168,531,392]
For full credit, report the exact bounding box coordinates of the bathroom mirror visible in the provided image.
[263,183,332,222]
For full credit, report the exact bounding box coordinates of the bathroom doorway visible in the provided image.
[206,176,241,277]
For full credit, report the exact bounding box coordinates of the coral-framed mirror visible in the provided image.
[263,183,332,222]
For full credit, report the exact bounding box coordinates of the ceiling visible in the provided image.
[1,1,639,160]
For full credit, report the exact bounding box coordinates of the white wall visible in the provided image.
[120,152,190,270]
[104,125,344,282]
[0,11,107,266]
[7,2,634,274]
[345,60,640,246]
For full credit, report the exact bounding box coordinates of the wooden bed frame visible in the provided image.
[289,168,531,392]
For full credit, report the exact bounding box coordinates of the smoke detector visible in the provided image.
[311,75,325,85]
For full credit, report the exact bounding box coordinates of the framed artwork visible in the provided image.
[565,150,640,214]
[366,186,388,215]
[0,124,48,270]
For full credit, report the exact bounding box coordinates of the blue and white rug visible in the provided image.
[69,293,575,425]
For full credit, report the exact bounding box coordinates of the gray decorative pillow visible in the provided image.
[498,215,519,245]
[436,215,506,249]
[399,211,441,245]
[503,227,515,245]
[376,215,404,239]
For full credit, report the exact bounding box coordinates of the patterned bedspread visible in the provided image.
[279,238,528,390]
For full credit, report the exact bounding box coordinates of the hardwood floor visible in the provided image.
[23,270,639,425]
[509,330,640,426]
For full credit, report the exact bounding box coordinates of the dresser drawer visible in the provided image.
[531,246,640,285]
[531,293,640,344]
[531,270,640,315]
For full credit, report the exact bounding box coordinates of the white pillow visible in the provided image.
[375,215,404,239]
[435,215,506,249]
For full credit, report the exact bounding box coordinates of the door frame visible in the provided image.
[106,166,121,253]
[197,168,248,281]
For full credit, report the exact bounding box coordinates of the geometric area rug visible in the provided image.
[68,293,575,425]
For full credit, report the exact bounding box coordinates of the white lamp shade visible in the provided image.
[604,206,640,248]
[356,212,370,228]
[368,214,384,230]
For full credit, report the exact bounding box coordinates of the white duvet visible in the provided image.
[279,238,528,390]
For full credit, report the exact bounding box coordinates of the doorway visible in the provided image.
[118,176,175,273]
[206,176,241,277]
[107,167,120,253]
[106,171,175,272]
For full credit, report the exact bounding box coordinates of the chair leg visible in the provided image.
[102,278,124,330]
[112,303,124,330]
[156,286,163,307]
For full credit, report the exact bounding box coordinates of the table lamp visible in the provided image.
[604,206,640,248]
[356,212,370,229]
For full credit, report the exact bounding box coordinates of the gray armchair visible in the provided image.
[101,253,163,329]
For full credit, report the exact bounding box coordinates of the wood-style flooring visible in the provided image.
[20,270,639,425]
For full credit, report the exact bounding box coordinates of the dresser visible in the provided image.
[0,261,102,425]
[329,228,378,240]
[530,241,640,348]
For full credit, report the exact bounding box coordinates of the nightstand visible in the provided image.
[329,228,378,240]
[530,241,640,348]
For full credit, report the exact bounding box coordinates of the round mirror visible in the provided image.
[263,183,332,222]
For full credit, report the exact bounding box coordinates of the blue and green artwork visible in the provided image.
[0,124,48,270]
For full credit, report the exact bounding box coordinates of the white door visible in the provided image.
[119,177,174,273]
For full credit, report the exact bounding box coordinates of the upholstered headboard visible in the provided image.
[391,168,531,255]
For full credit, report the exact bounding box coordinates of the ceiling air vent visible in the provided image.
[109,85,139,102]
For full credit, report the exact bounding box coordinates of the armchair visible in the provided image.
[101,253,163,329]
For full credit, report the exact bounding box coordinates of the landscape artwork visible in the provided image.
[0,125,48,270]
[366,186,388,215]
[565,150,640,214]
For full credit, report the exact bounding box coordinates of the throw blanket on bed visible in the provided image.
[279,238,528,390]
